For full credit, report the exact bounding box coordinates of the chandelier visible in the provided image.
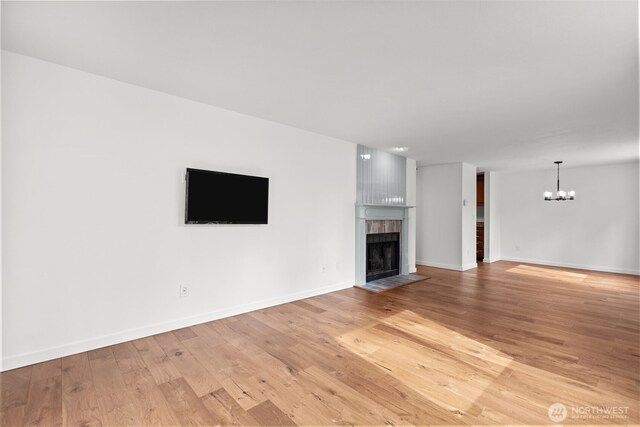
[544,161,575,201]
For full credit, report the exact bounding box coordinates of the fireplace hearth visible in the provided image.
[366,232,400,282]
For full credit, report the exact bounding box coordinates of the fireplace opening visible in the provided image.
[366,232,400,282]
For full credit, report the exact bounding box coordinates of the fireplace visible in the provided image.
[366,232,400,282]
[355,206,411,286]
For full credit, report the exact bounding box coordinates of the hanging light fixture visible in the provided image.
[544,161,575,201]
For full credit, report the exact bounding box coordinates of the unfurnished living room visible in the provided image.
[1,1,639,426]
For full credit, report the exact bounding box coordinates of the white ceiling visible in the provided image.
[2,1,638,170]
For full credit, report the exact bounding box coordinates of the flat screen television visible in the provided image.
[185,168,269,224]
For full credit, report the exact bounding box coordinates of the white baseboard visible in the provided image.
[500,256,640,276]
[461,263,478,271]
[483,257,501,263]
[416,260,477,272]
[1,280,353,372]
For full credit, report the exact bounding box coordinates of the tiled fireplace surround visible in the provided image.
[355,205,411,285]
[366,219,402,235]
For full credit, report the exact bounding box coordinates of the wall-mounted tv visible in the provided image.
[185,168,269,224]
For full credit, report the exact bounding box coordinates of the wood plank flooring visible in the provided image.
[1,261,638,425]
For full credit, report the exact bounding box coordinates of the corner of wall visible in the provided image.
[416,163,468,269]
[1,20,4,371]
[461,263,478,271]
[406,157,417,274]
[484,171,501,262]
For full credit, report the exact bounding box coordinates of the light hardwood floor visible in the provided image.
[1,261,638,426]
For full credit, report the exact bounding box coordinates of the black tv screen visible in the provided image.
[185,168,269,224]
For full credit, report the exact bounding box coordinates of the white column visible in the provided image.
[483,172,501,263]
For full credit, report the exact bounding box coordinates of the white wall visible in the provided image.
[499,162,639,274]
[2,52,357,370]
[416,162,477,271]
[0,12,3,371]
[461,163,477,270]
[484,171,501,263]
[406,158,417,272]
[416,163,463,270]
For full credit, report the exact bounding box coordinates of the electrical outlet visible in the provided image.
[180,285,189,298]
